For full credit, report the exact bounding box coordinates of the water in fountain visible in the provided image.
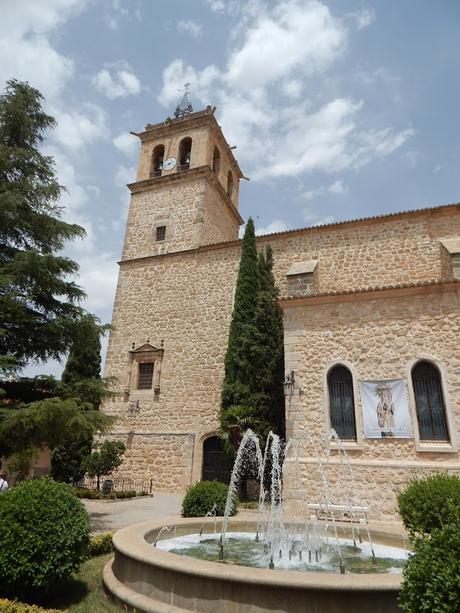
[156,429,408,574]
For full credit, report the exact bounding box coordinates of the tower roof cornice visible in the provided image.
[132,107,244,178]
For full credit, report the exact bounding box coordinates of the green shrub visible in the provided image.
[108,489,136,499]
[181,481,238,517]
[74,487,138,500]
[397,473,460,537]
[74,487,102,499]
[0,599,59,612]
[0,478,90,595]
[88,532,114,557]
[399,522,460,612]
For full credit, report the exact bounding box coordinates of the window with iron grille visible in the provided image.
[328,365,357,440]
[156,226,166,241]
[138,362,154,390]
[412,361,449,441]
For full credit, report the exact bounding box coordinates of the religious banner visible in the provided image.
[360,379,413,438]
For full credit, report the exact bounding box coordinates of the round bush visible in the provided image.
[397,473,460,537]
[181,481,238,517]
[0,477,90,594]
[399,522,460,612]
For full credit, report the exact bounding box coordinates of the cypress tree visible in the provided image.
[253,246,285,436]
[221,217,259,409]
[220,221,285,450]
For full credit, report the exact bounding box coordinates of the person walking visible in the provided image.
[0,471,9,492]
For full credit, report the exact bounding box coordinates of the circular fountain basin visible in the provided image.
[103,517,406,613]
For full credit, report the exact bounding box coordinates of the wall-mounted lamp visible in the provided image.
[283,370,296,398]
[128,400,140,416]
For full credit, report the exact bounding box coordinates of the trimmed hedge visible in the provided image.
[0,478,90,594]
[74,487,144,499]
[182,481,238,517]
[397,473,460,537]
[0,600,59,612]
[88,532,114,557]
[399,522,460,612]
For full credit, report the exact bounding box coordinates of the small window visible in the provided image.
[156,226,166,241]
[412,361,449,441]
[328,365,357,440]
[212,146,221,175]
[178,137,192,170]
[138,363,154,390]
[227,171,233,198]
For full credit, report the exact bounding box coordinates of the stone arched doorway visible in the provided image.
[201,436,231,484]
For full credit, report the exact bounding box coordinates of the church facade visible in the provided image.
[104,107,460,520]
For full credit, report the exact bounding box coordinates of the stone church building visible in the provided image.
[104,105,460,519]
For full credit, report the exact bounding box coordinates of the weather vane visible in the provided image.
[174,83,193,118]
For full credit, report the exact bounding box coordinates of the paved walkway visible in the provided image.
[83,493,183,533]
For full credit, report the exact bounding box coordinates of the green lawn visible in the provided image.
[15,554,124,612]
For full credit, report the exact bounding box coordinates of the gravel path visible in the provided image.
[83,493,183,533]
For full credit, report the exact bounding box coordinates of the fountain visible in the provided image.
[103,429,408,612]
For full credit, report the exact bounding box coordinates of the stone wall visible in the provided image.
[104,204,460,501]
[282,284,460,519]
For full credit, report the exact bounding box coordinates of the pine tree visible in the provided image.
[0,79,85,373]
[0,80,114,460]
[51,314,109,483]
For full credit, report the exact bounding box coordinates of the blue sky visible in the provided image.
[2,0,459,376]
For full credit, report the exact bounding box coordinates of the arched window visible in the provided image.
[412,361,449,441]
[212,146,221,175]
[151,144,164,177]
[178,137,192,170]
[327,365,357,440]
[227,171,233,198]
[202,436,230,483]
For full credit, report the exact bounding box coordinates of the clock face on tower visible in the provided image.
[162,157,176,171]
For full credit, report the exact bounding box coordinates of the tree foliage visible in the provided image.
[51,315,111,483]
[399,521,460,613]
[82,440,126,490]
[0,79,86,374]
[0,80,115,462]
[0,478,90,596]
[397,473,460,538]
[220,219,285,450]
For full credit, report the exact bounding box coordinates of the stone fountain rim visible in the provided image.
[111,516,404,591]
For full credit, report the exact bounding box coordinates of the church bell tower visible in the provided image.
[121,98,244,262]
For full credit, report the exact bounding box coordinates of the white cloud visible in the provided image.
[351,9,376,31]
[225,1,346,92]
[51,104,109,151]
[115,164,136,186]
[303,180,347,201]
[178,19,203,37]
[77,252,119,312]
[205,0,225,12]
[0,0,89,100]
[159,0,414,183]
[113,132,139,156]
[281,79,303,99]
[303,207,335,226]
[104,0,129,30]
[255,219,288,235]
[93,66,141,99]
[158,59,220,107]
